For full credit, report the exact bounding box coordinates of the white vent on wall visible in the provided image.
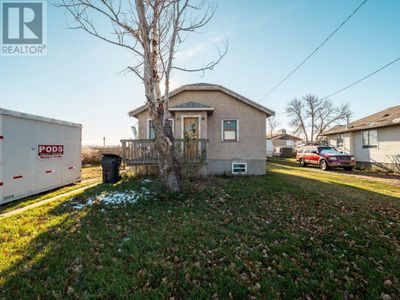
[232,162,247,175]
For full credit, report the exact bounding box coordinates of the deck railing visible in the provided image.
[121,139,207,165]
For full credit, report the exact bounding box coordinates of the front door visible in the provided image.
[183,117,199,139]
[183,117,199,159]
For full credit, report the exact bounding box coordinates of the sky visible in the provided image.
[0,0,399,145]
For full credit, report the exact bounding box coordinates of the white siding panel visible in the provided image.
[327,135,336,147]
[352,126,400,163]
[327,133,352,153]
[343,132,352,153]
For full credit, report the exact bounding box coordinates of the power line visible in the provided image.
[321,56,400,100]
[272,56,400,116]
[261,0,368,100]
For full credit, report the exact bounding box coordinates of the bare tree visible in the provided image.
[267,116,280,137]
[286,94,351,143]
[286,98,309,142]
[60,0,227,192]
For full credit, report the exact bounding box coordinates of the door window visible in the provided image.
[183,117,199,160]
[183,117,199,139]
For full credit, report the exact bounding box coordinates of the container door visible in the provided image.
[37,121,63,191]
[2,115,37,203]
[62,125,81,183]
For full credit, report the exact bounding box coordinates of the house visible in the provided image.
[266,129,303,157]
[122,83,275,175]
[322,105,400,171]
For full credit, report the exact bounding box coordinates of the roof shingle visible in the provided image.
[323,105,400,135]
[170,101,212,109]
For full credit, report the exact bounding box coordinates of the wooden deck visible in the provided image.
[121,139,207,166]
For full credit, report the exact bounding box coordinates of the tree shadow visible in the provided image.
[1,171,399,299]
[0,180,151,298]
[270,157,400,184]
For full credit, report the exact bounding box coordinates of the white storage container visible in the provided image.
[0,108,82,205]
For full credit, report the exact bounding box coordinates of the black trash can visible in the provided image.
[101,154,122,183]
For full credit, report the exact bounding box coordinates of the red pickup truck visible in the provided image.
[296,146,355,171]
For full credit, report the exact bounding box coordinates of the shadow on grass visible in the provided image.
[1,171,399,299]
[0,182,86,214]
[0,165,102,214]
[269,157,400,183]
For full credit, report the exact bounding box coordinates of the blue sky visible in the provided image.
[1,0,399,145]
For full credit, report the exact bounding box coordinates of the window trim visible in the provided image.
[336,133,344,147]
[168,118,175,136]
[361,129,378,148]
[147,118,174,139]
[221,119,239,142]
[232,162,247,175]
[147,119,154,139]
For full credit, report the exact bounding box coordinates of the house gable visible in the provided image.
[128,83,275,118]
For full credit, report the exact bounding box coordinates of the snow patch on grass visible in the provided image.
[97,190,141,206]
[70,187,157,210]
[71,203,86,210]
[68,178,158,210]
[141,178,155,183]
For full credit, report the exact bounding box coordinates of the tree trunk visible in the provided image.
[144,87,182,193]
[152,107,182,193]
[136,0,182,193]
[155,134,182,193]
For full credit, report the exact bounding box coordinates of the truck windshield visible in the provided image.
[318,147,342,155]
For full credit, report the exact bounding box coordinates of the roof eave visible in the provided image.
[128,104,147,118]
[322,123,399,136]
[168,107,215,111]
[129,84,275,117]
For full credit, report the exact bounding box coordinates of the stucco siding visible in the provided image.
[170,90,267,160]
[134,89,268,175]
[136,110,176,139]
[205,159,266,176]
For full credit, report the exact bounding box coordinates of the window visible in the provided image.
[148,120,155,139]
[307,147,317,154]
[148,119,174,139]
[167,119,174,136]
[222,120,238,141]
[318,147,342,155]
[362,129,378,148]
[336,134,344,147]
[232,162,247,175]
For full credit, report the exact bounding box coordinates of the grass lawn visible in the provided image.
[0,160,399,299]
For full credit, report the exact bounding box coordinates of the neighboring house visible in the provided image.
[122,83,275,175]
[322,105,400,171]
[266,129,303,157]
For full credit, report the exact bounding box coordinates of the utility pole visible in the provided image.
[103,137,105,147]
